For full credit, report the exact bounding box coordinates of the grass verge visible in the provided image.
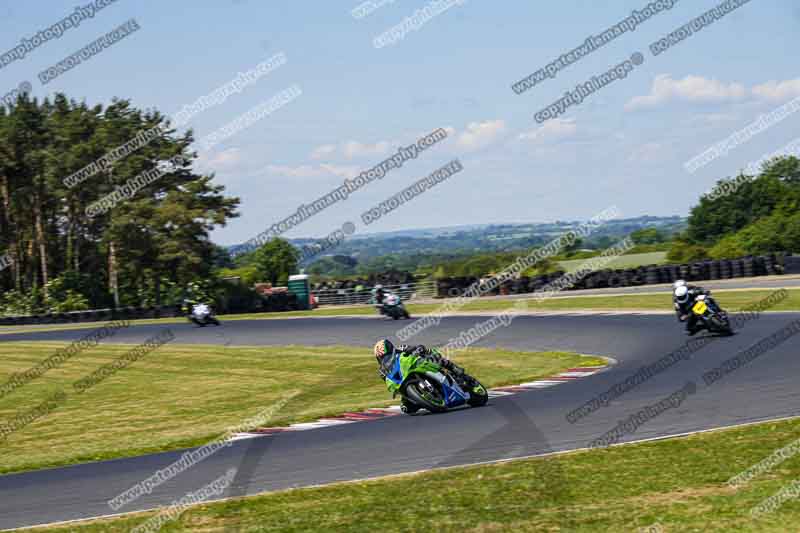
[31,417,800,532]
[0,343,603,475]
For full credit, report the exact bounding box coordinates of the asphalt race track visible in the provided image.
[2,313,800,529]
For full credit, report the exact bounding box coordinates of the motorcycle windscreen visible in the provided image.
[386,356,404,385]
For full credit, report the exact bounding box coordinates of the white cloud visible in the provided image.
[625,74,747,111]
[308,140,392,160]
[752,79,800,103]
[342,140,391,159]
[318,163,360,179]
[195,147,245,173]
[310,144,336,160]
[518,118,577,144]
[456,119,506,150]
[264,164,328,178]
[264,163,359,179]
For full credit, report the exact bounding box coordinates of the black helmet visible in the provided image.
[373,339,394,363]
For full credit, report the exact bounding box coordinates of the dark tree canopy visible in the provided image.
[0,93,239,313]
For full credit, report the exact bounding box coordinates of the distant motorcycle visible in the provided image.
[380,293,410,320]
[189,303,220,327]
[690,293,732,336]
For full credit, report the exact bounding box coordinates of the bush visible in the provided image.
[44,276,90,313]
[708,235,748,260]
[707,212,800,259]
[667,239,708,263]
[218,265,261,287]
[0,290,37,316]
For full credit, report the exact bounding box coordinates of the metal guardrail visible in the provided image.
[311,280,437,306]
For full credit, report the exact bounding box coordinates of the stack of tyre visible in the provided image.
[783,254,800,274]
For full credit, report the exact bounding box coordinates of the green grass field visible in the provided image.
[558,251,669,271]
[0,343,602,475]
[31,417,800,532]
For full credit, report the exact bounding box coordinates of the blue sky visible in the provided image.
[1,0,798,245]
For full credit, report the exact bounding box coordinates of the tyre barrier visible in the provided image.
[709,260,721,280]
[658,266,672,284]
[719,260,732,279]
[689,263,702,281]
[785,254,800,274]
[731,259,743,278]
[426,253,796,300]
[645,266,660,285]
[763,254,780,275]
[742,256,755,278]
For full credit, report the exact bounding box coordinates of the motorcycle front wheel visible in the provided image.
[710,315,733,336]
[404,377,448,413]
[464,375,489,407]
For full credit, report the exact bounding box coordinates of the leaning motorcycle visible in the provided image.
[189,303,220,327]
[381,293,410,320]
[690,293,732,336]
[382,349,488,413]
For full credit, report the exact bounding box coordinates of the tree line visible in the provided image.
[668,156,800,263]
[0,94,238,315]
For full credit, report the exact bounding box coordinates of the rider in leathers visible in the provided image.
[374,339,466,413]
[673,280,709,336]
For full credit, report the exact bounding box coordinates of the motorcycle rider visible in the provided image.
[372,284,386,303]
[373,339,466,414]
[182,282,215,318]
[371,284,387,314]
[673,279,709,336]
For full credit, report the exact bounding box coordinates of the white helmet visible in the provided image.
[674,285,689,304]
[673,280,687,290]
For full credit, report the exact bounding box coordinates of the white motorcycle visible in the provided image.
[189,303,220,327]
[380,293,411,320]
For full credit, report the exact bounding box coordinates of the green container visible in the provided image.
[287,274,310,310]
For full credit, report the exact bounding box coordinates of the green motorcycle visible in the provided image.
[381,349,488,413]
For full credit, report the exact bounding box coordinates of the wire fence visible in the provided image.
[311,280,437,306]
